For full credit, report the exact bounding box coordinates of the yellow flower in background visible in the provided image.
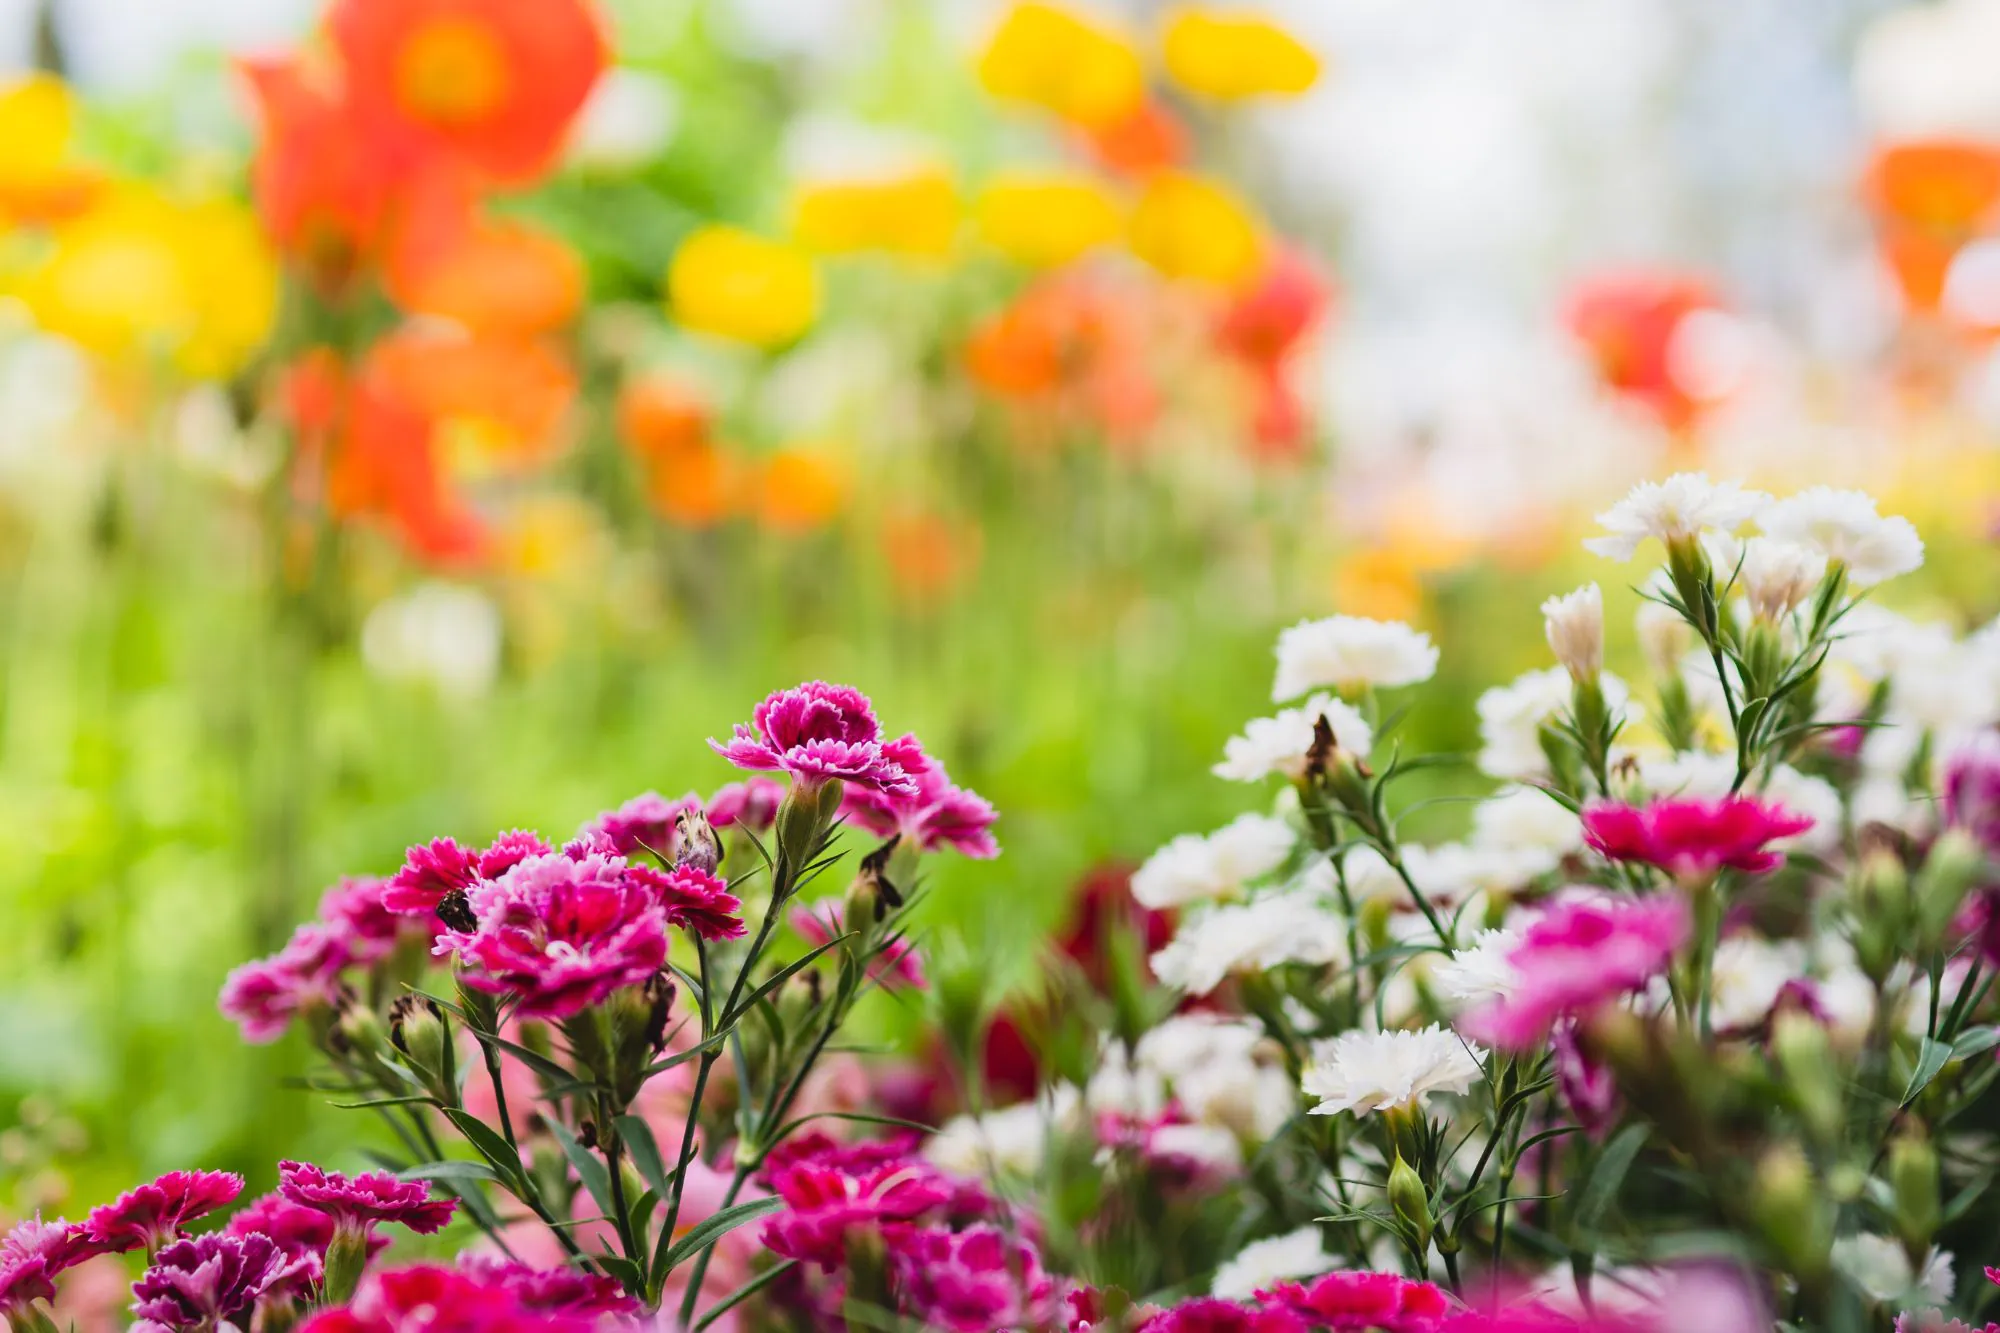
[792,167,959,259]
[1161,8,1322,100]
[976,170,1124,269]
[0,73,74,189]
[977,2,1146,129]
[14,185,276,379]
[668,225,820,348]
[1127,171,1263,287]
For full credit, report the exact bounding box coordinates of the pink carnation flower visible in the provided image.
[1581,796,1812,879]
[1258,1271,1450,1331]
[317,877,423,964]
[277,1162,456,1241]
[1461,897,1689,1050]
[887,1225,1061,1333]
[381,833,553,918]
[629,863,745,942]
[129,1233,308,1331]
[584,793,699,861]
[1551,1022,1620,1140]
[0,1217,107,1316]
[454,1257,640,1319]
[791,901,927,989]
[448,852,671,1021]
[1140,1298,1306,1333]
[707,778,786,833]
[709,681,916,795]
[227,1192,386,1297]
[757,1130,924,1183]
[761,1159,957,1270]
[1945,731,2000,857]
[86,1171,244,1255]
[300,1266,595,1333]
[841,736,999,858]
[218,925,352,1043]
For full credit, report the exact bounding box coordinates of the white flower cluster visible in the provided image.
[1301,1025,1485,1117]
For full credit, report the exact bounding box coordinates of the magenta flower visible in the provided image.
[1462,897,1689,1050]
[629,862,746,941]
[86,1171,244,1255]
[381,833,554,918]
[130,1233,308,1331]
[887,1225,1060,1333]
[762,1159,957,1270]
[455,1257,640,1319]
[318,878,422,964]
[1581,795,1813,880]
[0,1217,106,1316]
[757,1129,925,1182]
[277,1162,455,1241]
[792,901,927,989]
[1551,1022,1620,1140]
[1139,1298,1306,1333]
[707,777,786,832]
[226,1192,385,1297]
[1945,731,2000,857]
[1259,1271,1450,1331]
[448,852,671,1020]
[842,735,1000,858]
[218,925,352,1043]
[710,681,916,795]
[299,1266,595,1333]
[584,792,699,860]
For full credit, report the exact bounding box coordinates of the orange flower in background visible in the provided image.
[977,2,1146,130]
[964,274,1158,440]
[1127,172,1264,288]
[365,326,576,473]
[1862,138,2000,312]
[792,168,959,259]
[976,170,1123,269]
[1160,8,1322,101]
[1563,270,1724,432]
[616,374,712,466]
[328,0,606,185]
[387,208,584,335]
[644,441,744,528]
[1079,100,1188,179]
[881,509,983,605]
[614,373,743,528]
[757,447,848,533]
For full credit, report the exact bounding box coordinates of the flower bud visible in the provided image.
[674,805,721,874]
[387,995,457,1108]
[1750,1141,1831,1280]
[1386,1152,1432,1256]
[1888,1130,1941,1264]
[1542,583,1604,682]
[1914,828,1984,943]
[334,1002,391,1064]
[1769,1010,1841,1148]
[322,1228,371,1305]
[1849,848,1911,983]
[608,972,676,1107]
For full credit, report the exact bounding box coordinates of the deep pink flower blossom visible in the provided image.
[761,1160,957,1270]
[1552,1022,1620,1140]
[792,901,926,989]
[1896,1318,2000,1333]
[278,1162,455,1240]
[318,878,419,963]
[757,1130,925,1183]
[300,1266,595,1333]
[455,1257,640,1319]
[218,924,353,1043]
[1581,796,1812,879]
[226,1192,385,1296]
[1945,732,2000,857]
[1259,1271,1450,1331]
[841,736,1000,858]
[86,1171,244,1254]
[584,793,699,861]
[629,863,745,941]
[1140,1298,1306,1333]
[707,778,786,832]
[382,834,553,918]
[448,852,671,1020]
[130,1233,307,1330]
[710,681,916,794]
[0,1217,106,1315]
[886,1225,1060,1333]
[1462,897,1689,1050]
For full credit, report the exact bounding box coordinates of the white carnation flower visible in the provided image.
[1542,583,1604,680]
[1216,694,1375,782]
[1151,892,1350,996]
[1271,615,1439,701]
[1584,472,1770,561]
[1431,929,1521,1006]
[925,1084,1082,1177]
[1476,667,1636,781]
[1738,538,1827,621]
[1132,813,1295,909]
[1403,842,1557,906]
[1140,1123,1243,1175]
[1302,1025,1484,1117]
[1706,935,1808,1032]
[1211,1227,1335,1301]
[1831,1233,1953,1305]
[1758,487,1924,587]
[1471,787,1584,857]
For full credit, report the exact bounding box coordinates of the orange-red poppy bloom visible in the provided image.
[365,326,577,473]
[1214,248,1332,458]
[328,0,607,186]
[1563,270,1722,432]
[1078,99,1188,179]
[616,373,712,466]
[757,447,848,533]
[1862,138,2000,312]
[387,205,584,335]
[643,441,744,528]
[964,275,1159,441]
[881,509,983,605]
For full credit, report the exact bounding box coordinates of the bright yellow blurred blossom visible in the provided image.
[977,2,1146,129]
[1161,8,1321,100]
[792,168,959,259]
[976,170,1124,269]
[758,445,848,532]
[0,73,74,189]
[1127,171,1263,287]
[668,225,820,349]
[16,186,277,379]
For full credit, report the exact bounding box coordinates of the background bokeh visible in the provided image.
[2,0,1999,1234]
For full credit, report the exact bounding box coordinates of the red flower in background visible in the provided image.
[329,0,606,186]
[1862,138,2000,314]
[1564,270,1724,433]
[1215,247,1333,459]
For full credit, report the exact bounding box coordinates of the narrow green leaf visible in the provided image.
[548,1119,618,1221]
[615,1115,674,1199]
[1572,1124,1648,1233]
[443,1109,528,1191]
[332,1094,437,1110]
[398,1160,501,1184]
[1903,1036,1956,1105]
[722,937,848,1026]
[693,1259,799,1332]
[658,1197,783,1272]
[1951,1027,2000,1060]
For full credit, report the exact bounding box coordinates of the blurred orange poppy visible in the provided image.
[882,509,983,605]
[616,374,712,466]
[644,440,744,528]
[365,326,576,472]
[964,274,1158,440]
[387,207,584,335]
[758,447,848,532]
[1862,138,2000,312]
[329,0,607,185]
[1078,100,1188,179]
[1563,270,1722,432]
